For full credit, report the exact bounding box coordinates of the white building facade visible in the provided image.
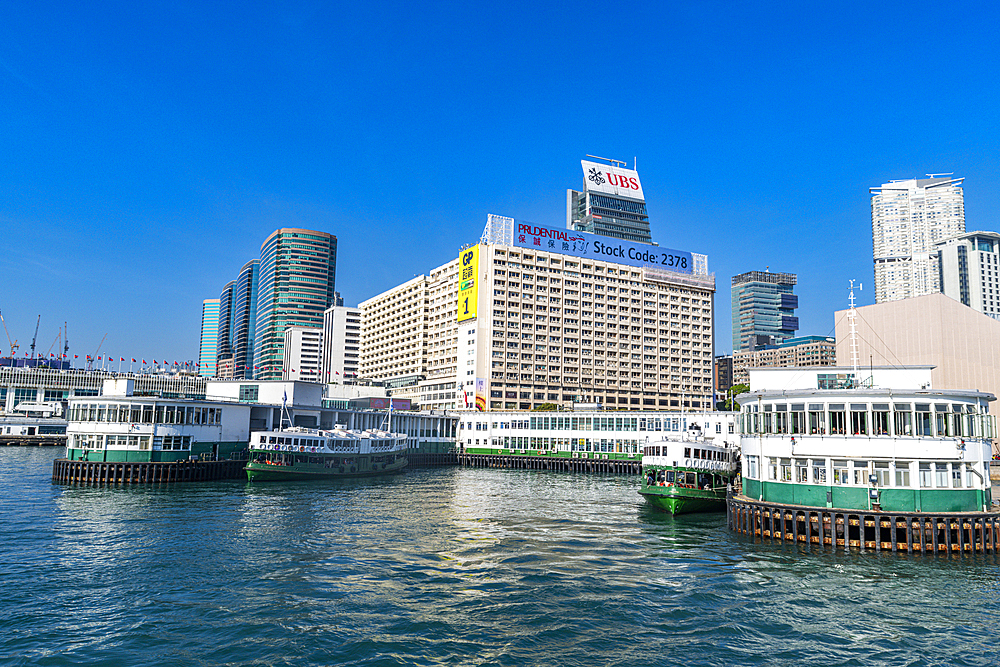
[936,231,1000,320]
[871,175,965,303]
[359,215,716,412]
[282,326,323,382]
[322,305,361,382]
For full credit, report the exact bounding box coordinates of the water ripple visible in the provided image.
[2,448,999,666]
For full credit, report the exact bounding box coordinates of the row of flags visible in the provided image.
[14,351,345,377]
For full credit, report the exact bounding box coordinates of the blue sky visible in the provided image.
[3,1,999,364]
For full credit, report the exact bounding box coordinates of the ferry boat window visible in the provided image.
[142,405,153,422]
[131,405,142,423]
[919,463,933,487]
[665,470,676,483]
[852,461,869,485]
[828,404,846,434]
[746,455,759,479]
[872,404,890,435]
[893,404,912,436]
[915,404,932,436]
[894,462,911,487]
[684,447,691,458]
[874,462,890,486]
[97,404,107,422]
[833,460,848,485]
[808,405,824,434]
[684,472,696,486]
[780,458,792,482]
[934,463,949,488]
[812,460,827,483]
[850,404,868,435]
[768,457,778,480]
[795,459,808,483]
[791,405,806,434]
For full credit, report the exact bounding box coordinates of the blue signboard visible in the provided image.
[511,222,693,273]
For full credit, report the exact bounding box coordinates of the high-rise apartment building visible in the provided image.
[360,215,715,411]
[322,305,361,382]
[253,229,337,380]
[198,299,220,378]
[731,271,798,352]
[937,231,1000,319]
[871,175,965,303]
[217,280,236,375]
[282,326,323,382]
[567,157,653,244]
[232,259,259,379]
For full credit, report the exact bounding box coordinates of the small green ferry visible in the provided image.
[245,423,407,481]
[639,426,739,515]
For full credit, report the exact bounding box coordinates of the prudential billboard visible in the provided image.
[512,223,693,273]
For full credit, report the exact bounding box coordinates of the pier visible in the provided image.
[408,452,459,467]
[459,452,641,475]
[52,458,247,485]
[727,492,1000,555]
[2,435,66,447]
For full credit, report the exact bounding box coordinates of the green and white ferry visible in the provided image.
[245,423,408,481]
[639,424,739,514]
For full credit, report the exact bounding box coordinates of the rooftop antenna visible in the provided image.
[585,154,627,168]
[848,280,862,379]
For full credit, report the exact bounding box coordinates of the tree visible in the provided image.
[721,384,750,411]
[532,403,559,411]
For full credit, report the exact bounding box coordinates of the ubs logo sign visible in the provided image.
[587,167,605,186]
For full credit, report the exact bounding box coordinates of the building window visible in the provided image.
[239,385,259,402]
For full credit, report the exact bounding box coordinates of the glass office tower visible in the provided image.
[253,229,337,380]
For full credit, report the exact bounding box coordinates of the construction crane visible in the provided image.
[0,310,18,358]
[89,333,108,371]
[64,321,69,361]
[46,327,62,361]
[29,315,40,359]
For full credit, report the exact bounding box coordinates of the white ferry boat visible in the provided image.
[245,420,408,481]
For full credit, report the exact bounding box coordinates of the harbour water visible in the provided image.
[3,446,999,666]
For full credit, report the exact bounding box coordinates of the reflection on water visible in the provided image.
[1,447,999,666]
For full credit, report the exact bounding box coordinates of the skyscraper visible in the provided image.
[232,259,259,379]
[731,271,798,352]
[217,280,236,376]
[253,229,337,380]
[198,299,220,378]
[871,175,965,303]
[567,157,653,244]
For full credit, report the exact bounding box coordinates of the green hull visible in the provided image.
[639,486,727,515]
[246,456,407,482]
